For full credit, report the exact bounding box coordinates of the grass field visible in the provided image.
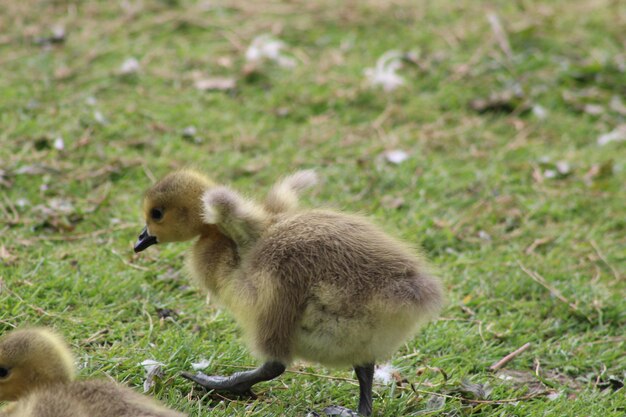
[1,0,624,415]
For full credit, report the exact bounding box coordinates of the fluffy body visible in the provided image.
[0,328,185,417]
[192,208,443,366]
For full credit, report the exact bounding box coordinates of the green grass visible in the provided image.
[1,0,624,415]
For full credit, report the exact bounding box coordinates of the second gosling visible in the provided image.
[134,170,444,416]
[0,327,185,417]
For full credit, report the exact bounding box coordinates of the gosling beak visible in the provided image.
[134,226,158,253]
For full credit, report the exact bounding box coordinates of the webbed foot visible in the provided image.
[181,361,285,399]
[181,371,256,397]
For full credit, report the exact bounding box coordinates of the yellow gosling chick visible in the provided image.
[134,170,443,416]
[0,328,185,417]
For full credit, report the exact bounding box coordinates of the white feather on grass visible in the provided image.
[246,35,296,68]
[374,363,399,385]
[119,57,140,75]
[364,51,405,92]
[598,125,626,146]
[191,358,212,371]
[139,359,164,393]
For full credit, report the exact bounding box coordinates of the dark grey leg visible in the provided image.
[323,363,375,416]
[181,361,285,397]
[354,363,375,416]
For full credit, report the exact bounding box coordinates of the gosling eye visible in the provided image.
[150,207,164,221]
[0,367,10,379]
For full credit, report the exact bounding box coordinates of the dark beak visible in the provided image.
[134,226,158,253]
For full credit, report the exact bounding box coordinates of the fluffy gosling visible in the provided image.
[0,327,185,417]
[134,170,443,416]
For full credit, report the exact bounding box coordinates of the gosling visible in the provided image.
[134,169,444,416]
[0,327,185,417]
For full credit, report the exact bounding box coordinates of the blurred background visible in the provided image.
[0,1,624,416]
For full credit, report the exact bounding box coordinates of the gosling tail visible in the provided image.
[264,170,318,214]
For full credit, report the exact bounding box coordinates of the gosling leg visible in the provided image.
[354,363,375,416]
[181,361,285,397]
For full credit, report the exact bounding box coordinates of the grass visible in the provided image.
[1,0,624,415]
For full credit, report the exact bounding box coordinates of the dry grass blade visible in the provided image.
[81,329,109,345]
[518,261,590,322]
[489,342,532,371]
[1,193,20,225]
[584,336,626,345]
[589,240,622,282]
[111,248,151,271]
[525,237,553,255]
[486,11,513,61]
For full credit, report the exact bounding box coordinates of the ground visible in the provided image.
[0,0,624,416]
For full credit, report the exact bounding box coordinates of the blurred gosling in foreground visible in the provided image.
[0,328,185,417]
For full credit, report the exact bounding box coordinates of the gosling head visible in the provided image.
[134,169,216,252]
[0,328,75,402]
